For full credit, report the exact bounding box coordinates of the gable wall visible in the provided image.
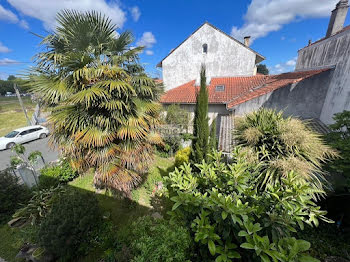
[296,30,350,124]
[162,24,257,91]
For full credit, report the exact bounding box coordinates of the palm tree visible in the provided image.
[27,10,162,194]
[234,109,337,194]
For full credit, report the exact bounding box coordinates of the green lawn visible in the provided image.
[0,156,174,262]
[0,96,35,136]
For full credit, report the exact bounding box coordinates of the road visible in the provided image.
[0,137,59,170]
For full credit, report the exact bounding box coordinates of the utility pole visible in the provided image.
[14,83,31,125]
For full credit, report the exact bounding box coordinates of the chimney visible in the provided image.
[308,39,312,46]
[244,36,251,47]
[326,0,349,38]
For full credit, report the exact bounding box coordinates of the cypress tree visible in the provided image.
[192,66,209,163]
[209,117,217,150]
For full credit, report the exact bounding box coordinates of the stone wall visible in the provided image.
[296,29,350,124]
[161,23,258,91]
[231,71,332,119]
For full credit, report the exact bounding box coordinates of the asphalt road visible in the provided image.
[0,137,59,170]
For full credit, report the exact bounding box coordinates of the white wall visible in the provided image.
[296,29,350,124]
[161,23,258,91]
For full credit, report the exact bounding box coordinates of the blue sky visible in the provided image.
[0,0,348,79]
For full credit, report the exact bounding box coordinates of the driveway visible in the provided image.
[0,137,59,170]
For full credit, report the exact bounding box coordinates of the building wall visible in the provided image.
[296,30,350,124]
[232,71,332,119]
[163,103,229,133]
[161,23,257,91]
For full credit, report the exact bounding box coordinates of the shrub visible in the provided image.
[39,160,77,189]
[234,109,337,193]
[0,169,31,224]
[13,186,64,226]
[127,216,192,262]
[38,189,101,260]
[165,150,329,262]
[165,104,190,132]
[326,110,350,191]
[175,147,191,167]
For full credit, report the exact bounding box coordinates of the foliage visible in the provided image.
[297,222,350,260]
[13,186,64,226]
[175,147,191,167]
[0,76,29,95]
[165,150,330,262]
[326,110,350,191]
[192,66,209,163]
[209,118,218,151]
[182,133,194,141]
[125,216,192,262]
[257,64,269,75]
[234,109,337,194]
[38,188,101,260]
[165,104,190,132]
[159,134,182,157]
[27,10,162,194]
[39,159,77,189]
[0,169,31,224]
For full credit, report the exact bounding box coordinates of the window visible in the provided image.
[5,131,19,138]
[215,85,225,92]
[202,44,208,54]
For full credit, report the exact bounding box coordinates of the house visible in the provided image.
[296,0,350,125]
[159,2,350,151]
[157,22,265,91]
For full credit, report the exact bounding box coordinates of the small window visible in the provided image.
[202,44,208,54]
[215,85,225,92]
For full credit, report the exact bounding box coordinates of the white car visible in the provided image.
[0,125,50,150]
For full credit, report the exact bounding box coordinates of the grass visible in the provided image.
[0,225,24,262]
[0,156,174,262]
[0,96,35,136]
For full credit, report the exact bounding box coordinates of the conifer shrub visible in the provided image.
[38,189,100,260]
[175,147,191,167]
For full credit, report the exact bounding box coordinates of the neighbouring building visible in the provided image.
[296,0,350,124]
[157,22,265,91]
[159,2,350,151]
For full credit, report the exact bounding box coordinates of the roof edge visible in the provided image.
[156,22,265,68]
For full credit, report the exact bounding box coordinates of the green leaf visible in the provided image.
[299,255,320,262]
[240,243,255,250]
[221,211,228,220]
[260,254,271,262]
[238,230,249,237]
[172,202,182,211]
[208,240,216,256]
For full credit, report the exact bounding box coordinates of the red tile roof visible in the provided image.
[160,69,332,109]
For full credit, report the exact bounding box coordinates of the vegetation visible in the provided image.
[326,110,350,191]
[209,117,218,151]
[125,216,192,262]
[38,189,101,260]
[27,10,162,194]
[192,66,209,163]
[13,186,64,226]
[0,96,35,136]
[0,169,31,224]
[257,64,269,75]
[0,75,29,95]
[234,109,336,194]
[175,147,191,167]
[38,159,78,189]
[166,150,329,262]
[165,104,190,132]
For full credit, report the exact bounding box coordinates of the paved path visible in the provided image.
[0,137,59,170]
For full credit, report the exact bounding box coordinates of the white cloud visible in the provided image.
[270,57,297,74]
[145,50,154,55]
[0,42,11,53]
[0,4,18,22]
[19,19,29,29]
[7,0,126,30]
[231,0,338,42]
[0,72,9,80]
[130,6,141,22]
[0,58,20,66]
[137,32,157,48]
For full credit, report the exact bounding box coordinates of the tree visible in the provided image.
[209,117,217,151]
[191,66,209,163]
[326,110,350,191]
[257,64,269,75]
[234,109,336,194]
[165,104,190,132]
[7,75,16,81]
[27,10,162,194]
